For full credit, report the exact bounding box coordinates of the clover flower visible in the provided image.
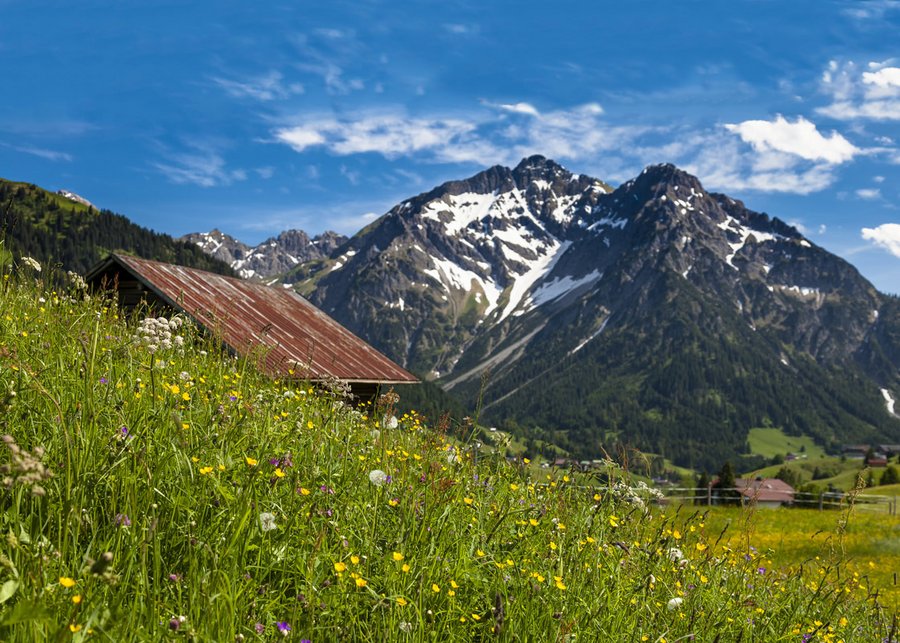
[368,469,389,486]
[667,597,684,611]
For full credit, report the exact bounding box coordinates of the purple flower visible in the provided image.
[757,567,766,575]
[169,617,181,631]
[255,623,265,634]
[168,573,182,582]
[120,426,129,437]
[99,377,108,384]
[115,513,131,527]
[277,621,291,635]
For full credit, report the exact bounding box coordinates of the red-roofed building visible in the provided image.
[87,254,418,401]
[734,478,795,508]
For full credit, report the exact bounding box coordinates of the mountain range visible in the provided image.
[6,158,899,472]
[180,228,346,281]
[186,156,900,470]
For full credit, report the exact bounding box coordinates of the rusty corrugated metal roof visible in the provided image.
[88,254,418,384]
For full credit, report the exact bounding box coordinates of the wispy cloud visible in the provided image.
[443,23,479,36]
[153,141,246,188]
[2,142,73,162]
[841,0,900,20]
[291,31,366,95]
[862,223,900,257]
[273,102,642,169]
[818,60,900,121]
[212,70,303,102]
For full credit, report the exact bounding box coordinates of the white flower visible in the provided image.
[666,597,684,611]
[383,415,399,430]
[667,547,684,562]
[368,469,388,486]
[20,256,41,272]
[259,512,277,532]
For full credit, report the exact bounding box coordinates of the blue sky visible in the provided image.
[2,0,900,292]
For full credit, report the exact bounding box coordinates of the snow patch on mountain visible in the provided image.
[499,241,571,321]
[424,257,502,314]
[531,269,603,307]
[882,388,896,416]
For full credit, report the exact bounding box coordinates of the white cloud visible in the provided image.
[498,102,541,117]
[680,129,839,195]
[212,71,303,102]
[271,103,855,195]
[274,114,481,160]
[819,60,900,120]
[856,188,881,199]
[862,223,900,257]
[271,102,641,169]
[724,115,860,164]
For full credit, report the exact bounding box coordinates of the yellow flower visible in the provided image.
[529,518,539,526]
[199,466,213,475]
[450,580,459,589]
[463,497,474,505]
[59,577,76,588]
[274,468,286,478]
[401,563,410,573]
[245,456,258,467]
[609,515,619,528]
[476,549,485,557]
[388,499,399,507]
[431,583,440,593]
[334,562,347,573]
[307,420,314,429]
[509,483,519,491]
[555,578,567,590]
[350,555,360,565]
[392,552,404,561]
[181,423,189,430]
[549,541,558,551]
[396,597,408,606]
[673,530,682,540]
[299,487,311,496]
[72,595,82,604]
[355,577,367,588]
[696,542,707,552]
[472,614,481,621]
[69,624,82,633]
[448,590,456,597]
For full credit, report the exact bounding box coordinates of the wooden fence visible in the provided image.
[654,487,897,515]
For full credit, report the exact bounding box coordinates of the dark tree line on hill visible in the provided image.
[0,180,235,277]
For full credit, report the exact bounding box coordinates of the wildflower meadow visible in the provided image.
[0,259,896,641]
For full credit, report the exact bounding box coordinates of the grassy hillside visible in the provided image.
[747,427,827,460]
[0,178,235,276]
[0,261,895,640]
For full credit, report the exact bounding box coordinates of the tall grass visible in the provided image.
[0,259,896,641]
